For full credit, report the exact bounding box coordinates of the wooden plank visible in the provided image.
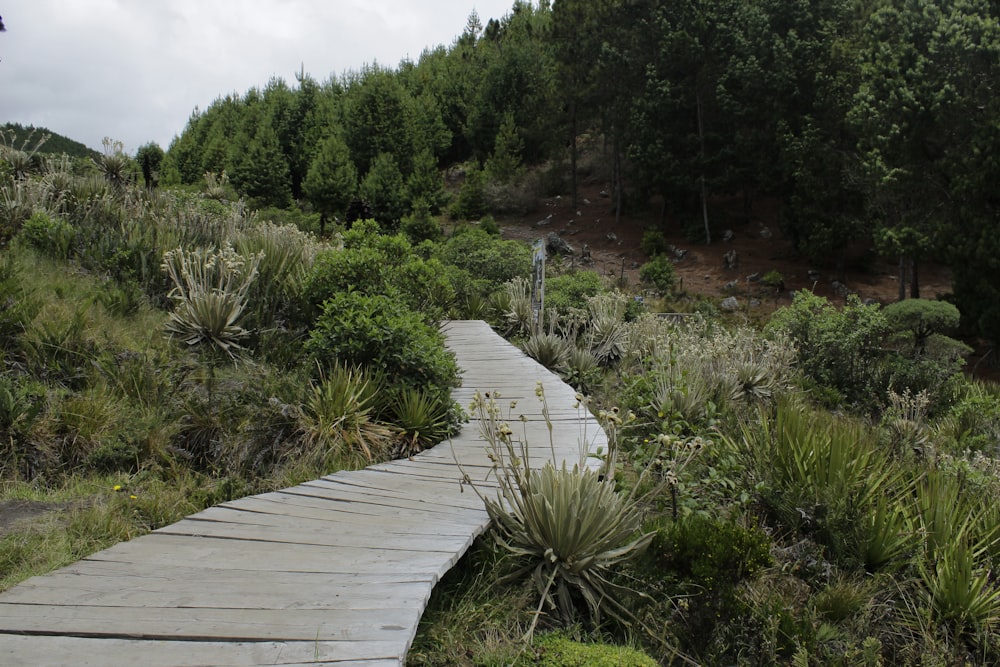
[0,570,431,610]
[155,517,473,553]
[47,559,435,587]
[83,533,463,578]
[220,494,485,530]
[0,635,403,667]
[0,603,418,642]
[193,505,477,537]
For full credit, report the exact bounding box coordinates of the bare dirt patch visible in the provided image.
[497,182,952,310]
[0,499,69,539]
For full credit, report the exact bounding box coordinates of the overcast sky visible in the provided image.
[0,1,515,154]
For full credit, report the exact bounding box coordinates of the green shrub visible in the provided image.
[545,271,603,316]
[655,514,771,590]
[449,165,487,220]
[19,210,76,259]
[524,633,658,667]
[400,200,443,244]
[435,228,531,291]
[638,255,675,293]
[640,227,668,257]
[305,291,459,397]
[478,215,501,236]
[302,246,389,314]
[767,291,888,407]
[883,298,961,353]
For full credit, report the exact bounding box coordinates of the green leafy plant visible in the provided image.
[305,291,459,396]
[545,271,604,318]
[19,210,76,259]
[640,227,669,257]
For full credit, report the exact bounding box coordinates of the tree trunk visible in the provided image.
[898,255,907,302]
[696,89,711,245]
[569,98,578,210]
[613,133,623,226]
[910,258,920,299]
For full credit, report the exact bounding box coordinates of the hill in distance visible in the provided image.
[1,122,100,160]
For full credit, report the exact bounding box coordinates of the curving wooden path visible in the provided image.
[0,320,605,666]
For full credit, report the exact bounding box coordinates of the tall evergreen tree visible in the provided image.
[303,132,357,224]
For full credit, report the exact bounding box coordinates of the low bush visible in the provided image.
[545,271,603,317]
[305,291,459,398]
[434,228,531,291]
[640,227,668,257]
[19,210,75,259]
[638,255,675,293]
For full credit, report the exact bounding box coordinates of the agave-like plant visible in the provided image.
[95,138,132,191]
[486,461,653,633]
[502,275,534,336]
[521,332,571,373]
[388,387,453,456]
[299,363,395,466]
[586,292,628,366]
[161,245,262,359]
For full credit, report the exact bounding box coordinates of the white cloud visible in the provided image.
[0,0,514,152]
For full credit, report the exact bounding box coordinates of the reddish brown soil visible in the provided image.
[498,182,952,310]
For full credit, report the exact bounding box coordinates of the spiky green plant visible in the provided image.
[486,461,652,634]
[562,345,600,392]
[299,364,395,466]
[521,332,571,373]
[388,387,453,456]
[503,275,534,336]
[161,245,262,359]
[94,138,132,191]
[918,537,1000,636]
[586,292,628,366]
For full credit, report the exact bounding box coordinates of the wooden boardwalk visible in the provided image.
[0,320,605,666]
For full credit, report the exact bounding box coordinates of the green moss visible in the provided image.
[523,634,658,667]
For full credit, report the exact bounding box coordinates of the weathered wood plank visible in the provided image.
[83,533,463,578]
[0,603,418,642]
[0,635,403,667]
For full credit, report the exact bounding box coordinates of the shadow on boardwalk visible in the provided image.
[0,320,605,666]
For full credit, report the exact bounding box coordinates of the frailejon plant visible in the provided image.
[521,332,571,373]
[161,245,262,359]
[459,388,653,639]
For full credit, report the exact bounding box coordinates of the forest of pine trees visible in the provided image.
[158,0,1000,344]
